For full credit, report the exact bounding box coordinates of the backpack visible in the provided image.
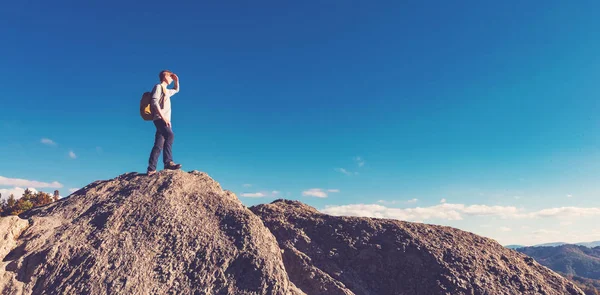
[140,84,167,121]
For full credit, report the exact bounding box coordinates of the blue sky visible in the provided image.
[2,0,600,245]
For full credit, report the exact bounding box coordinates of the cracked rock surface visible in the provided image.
[0,170,583,295]
[251,200,584,295]
[0,170,302,295]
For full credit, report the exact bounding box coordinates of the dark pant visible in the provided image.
[148,119,174,171]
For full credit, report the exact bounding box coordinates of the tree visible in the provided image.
[8,189,39,215]
[22,188,34,202]
[0,195,5,215]
[1,190,58,216]
[14,198,33,215]
[32,191,54,207]
[5,194,17,215]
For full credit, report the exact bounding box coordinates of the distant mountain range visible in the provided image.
[516,245,600,278]
[577,241,600,248]
[505,241,600,249]
[505,244,526,249]
[515,244,600,294]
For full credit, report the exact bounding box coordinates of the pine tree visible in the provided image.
[1,190,58,216]
[22,188,34,202]
[0,194,5,216]
[15,198,33,215]
[32,191,54,207]
[6,194,17,215]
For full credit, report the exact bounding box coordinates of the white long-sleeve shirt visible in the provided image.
[150,83,179,122]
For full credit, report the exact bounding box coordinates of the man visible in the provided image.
[147,70,182,175]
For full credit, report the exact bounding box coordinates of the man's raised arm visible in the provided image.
[172,74,180,93]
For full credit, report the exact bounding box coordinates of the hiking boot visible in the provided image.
[147,170,157,176]
[164,161,182,170]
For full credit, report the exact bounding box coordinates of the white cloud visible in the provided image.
[377,199,419,205]
[240,189,281,198]
[321,202,600,222]
[68,188,79,193]
[322,203,464,221]
[440,198,447,203]
[460,204,521,217]
[335,168,350,175]
[567,194,573,198]
[327,189,340,193]
[243,184,252,188]
[0,176,63,188]
[0,187,39,200]
[499,227,512,232]
[562,229,600,243]
[240,192,266,198]
[533,229,560,235]
[354,157,365,167]
[68,150,77,159]
[302,188,328,198]
[528,207,600,218]
[335,168,358,176]
[41,138,56,146]
[377,200,399,205]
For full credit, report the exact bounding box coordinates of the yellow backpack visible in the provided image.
[140,84,167,121]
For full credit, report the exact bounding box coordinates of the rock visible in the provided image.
[0,171,584,295]
[0,216,29,293]
[0,171,303,295]
[0,216,29,260]
[250,199,584,295]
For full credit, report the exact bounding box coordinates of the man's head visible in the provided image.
[159,70,174,84]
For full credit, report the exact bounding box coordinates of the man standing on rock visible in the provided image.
[147,70,183,175]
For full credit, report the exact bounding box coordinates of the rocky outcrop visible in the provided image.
[0,216,29,260]
[0,171,303,295]
[0,216,29,292]
[251,200,584,295]
[0,170,584,295]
